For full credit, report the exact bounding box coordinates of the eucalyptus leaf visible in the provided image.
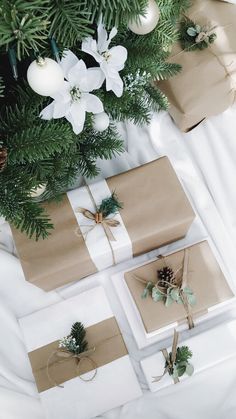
[165,295,174,307]
[185,363,194,376]
[170,287,180,301]
[176,362,187,377]
[195,24,201,33]
[187,27,197,37]
[141,288,149,299]
[172,365,179,379]
[187,293,197,306]
[152,287,164,302]
[183,286,193,295]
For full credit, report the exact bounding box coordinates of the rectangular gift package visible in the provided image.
[157,0,236,132]
[19,286,142,419]
[112,240,235,348]
[141,319,236,392]
[12,157,195,290]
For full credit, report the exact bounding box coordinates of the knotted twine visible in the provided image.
[152,329,180,384]
[135,248,194,329]
[75,185,121,265]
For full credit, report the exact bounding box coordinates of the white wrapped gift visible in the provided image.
[19,286,142,419]
[141,319,236,392]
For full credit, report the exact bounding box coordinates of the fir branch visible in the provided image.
[0,0,50,59]
[98,192,123,218]
[70,322,88,353]
[0,76,4,97]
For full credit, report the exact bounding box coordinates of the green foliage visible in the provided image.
[0,0,191,239]
[167,345,194,379]
[179,17,217,51]
[98,192,123,218]
[0,0,50,59]
[0,76,4,96]
[70,322,88,354]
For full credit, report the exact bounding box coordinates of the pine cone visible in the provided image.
[0,147,7,172]
[157,266,175,288]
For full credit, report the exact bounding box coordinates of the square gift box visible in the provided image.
[12,157,195,290]
[19,286,142,419]
[112,240,235,348]
[141,319,236,392]
[157,0,236,132]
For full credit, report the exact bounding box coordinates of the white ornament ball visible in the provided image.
[128,0,160,35]
[27,57,64,96]
[30,184,47,198]
[92,112,110,132]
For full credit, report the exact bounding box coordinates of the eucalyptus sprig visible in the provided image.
[167,345,194,379]
[179,17,217,51]
[58,322,88,355]
[141,267,196,308]
[98,192,123,218]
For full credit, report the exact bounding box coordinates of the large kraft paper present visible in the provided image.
[19,287,142,419]
[157,0,236,132]
[125,241,234,334]
[12,157,195,291]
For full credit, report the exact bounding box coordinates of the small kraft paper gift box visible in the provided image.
[112,240,235,348]
[157,0,236,132]
[141,319,236,392]
[19,286,142,419]
[12,157,195,290]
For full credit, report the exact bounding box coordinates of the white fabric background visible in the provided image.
[1,107,236,419]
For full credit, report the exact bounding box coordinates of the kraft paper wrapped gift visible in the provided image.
[112,240,235,348]
[157,0,236,132]
[19,286,142,419]
[141,319,236,392]
[12,157,195,291]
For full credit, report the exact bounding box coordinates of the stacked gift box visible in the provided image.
[157,0,236,132]
[16,155,236,418]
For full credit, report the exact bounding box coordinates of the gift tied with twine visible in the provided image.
[167,22,236,101]
[75,186,122,265]
[135,248,194,329]
[152,329,180,384]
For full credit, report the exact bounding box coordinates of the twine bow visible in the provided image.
[47,346,97,388]
[152,329,179,384]
[76,207,120,242]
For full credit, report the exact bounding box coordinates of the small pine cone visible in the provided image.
[157,266,175,288]
[0,147,7,172]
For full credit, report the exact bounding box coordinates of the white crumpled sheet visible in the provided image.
[1,107,236,419]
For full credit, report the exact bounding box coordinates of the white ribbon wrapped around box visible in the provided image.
[141,319,236,392]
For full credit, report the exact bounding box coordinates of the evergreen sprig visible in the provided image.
[98,192,123,218]
[0,76,4,97]
[167,345,194,379]
[179,17,217,51]
[59,322,88,355]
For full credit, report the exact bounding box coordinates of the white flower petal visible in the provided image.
[101,62,124,97]
[67,60,87,87]
[66,102,86,134]
[109,46,127,71]
[82,93,104,113]
[60,50,79,80]
[107,27,118,44]
[53,100,69,118]
[79,67,105,92]
[51,81,71,101]
[97,22,109,53]
[40,102,55,120]
[82,37,102,63]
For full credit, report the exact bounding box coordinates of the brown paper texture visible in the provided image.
[12,157,195,290]
[157,0,236,132]
[125,241,234,333]
[28,317,127,393]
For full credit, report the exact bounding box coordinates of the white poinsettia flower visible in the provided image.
[40,50,104,134]
[82,22,128,98]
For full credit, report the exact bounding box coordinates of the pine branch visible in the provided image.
[70,322,88,353]
[0,76,4,97]
[0,0,50,59]
[98,192,123,217]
